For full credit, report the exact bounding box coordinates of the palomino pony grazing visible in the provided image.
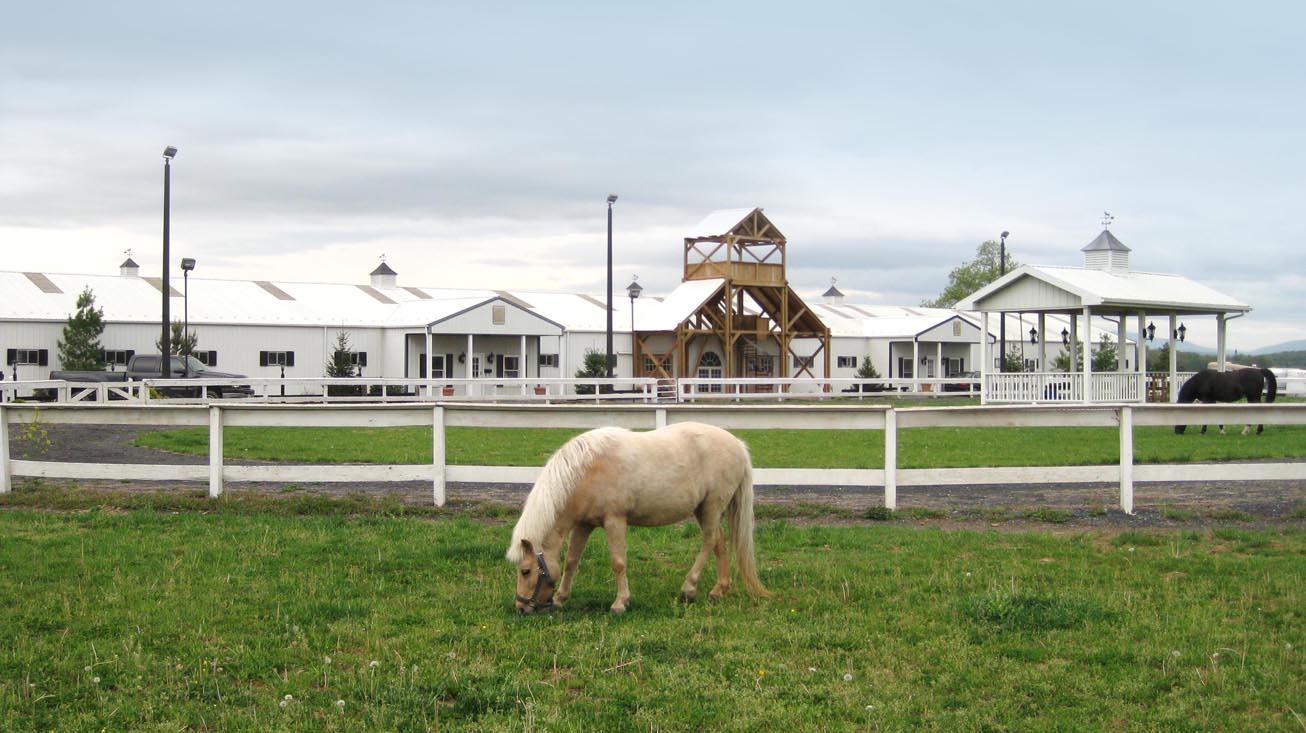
[507,422,770,614]
[1174,366,1277,435]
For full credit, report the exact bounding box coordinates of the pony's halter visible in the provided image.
[516,551,557,611]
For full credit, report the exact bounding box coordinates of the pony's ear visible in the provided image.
[520,538,535,555]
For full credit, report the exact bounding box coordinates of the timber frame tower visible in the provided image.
[634,208,830,381]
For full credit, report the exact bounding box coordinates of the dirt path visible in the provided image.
[12,425,1306,529]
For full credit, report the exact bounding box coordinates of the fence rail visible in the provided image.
[5,373,1301,405]
[3,402,1304,515]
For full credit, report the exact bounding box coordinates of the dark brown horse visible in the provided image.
[1174,368,1278,435]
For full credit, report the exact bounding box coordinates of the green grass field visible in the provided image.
[134,423,1306,468]
[1,504,1302,731]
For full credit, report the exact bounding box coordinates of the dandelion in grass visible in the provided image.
[808,667,817,673]
[843,673,854,682]
[336,699,345,709]
[369,660,379,669]
[965,572,972,578]
[324,656,332,665]
[279,700,288,709]
[865,705,875,711]
[84,666,92,673]
[92,676,100,684]
[1172,650,1181,658]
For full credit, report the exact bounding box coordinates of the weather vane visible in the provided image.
[1101,211,1114,229]
[124,248,134,259]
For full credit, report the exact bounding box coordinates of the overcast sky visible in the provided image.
[3,1,1303,349]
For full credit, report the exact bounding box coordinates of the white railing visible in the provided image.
[6,372,1300,406]
[0,377,660,404]
[3,402,1304,515]
[984,371,1220,404]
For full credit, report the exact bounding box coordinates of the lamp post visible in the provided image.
[605,194,618,378]
[998,230,1009,371]
[160,146,178,378]
[180,258,196,376]
[626,276,642,373]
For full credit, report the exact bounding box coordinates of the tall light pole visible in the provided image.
[627,275,642,374]
[181,257,196,376]
[998,230,1009,372]
[605,194,618,378]
[160,146,178,378]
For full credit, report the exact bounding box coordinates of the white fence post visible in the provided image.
[432,405,446,507]
[208,405,223,498]
[884,408,897,511]
[655,408,667,429]
[0,406,10,494]
[1119,406,1134,515]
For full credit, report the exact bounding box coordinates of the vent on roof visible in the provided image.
[357,284,396,304]
[119,258,140,278]
[256,281,295,301]
[370,260,397,289]
[1081,229,1131,273]
[24,272,64,294]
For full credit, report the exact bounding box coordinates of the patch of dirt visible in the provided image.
[10,424,1306,531]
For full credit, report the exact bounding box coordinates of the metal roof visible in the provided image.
[959,264,1250,314]
[0,269,644,333]
[692,208,757,238]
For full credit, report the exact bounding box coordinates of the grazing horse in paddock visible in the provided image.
[1174,367,1277,435]
[507,422,770,614]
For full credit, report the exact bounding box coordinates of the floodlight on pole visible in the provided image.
[160,146,178,378]
[605,194,618,379]
[181,258,196,376]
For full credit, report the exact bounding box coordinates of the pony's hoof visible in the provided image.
[678,590,697,603]
[609,604,627,615]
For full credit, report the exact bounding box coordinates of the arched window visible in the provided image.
[698,351,723,392]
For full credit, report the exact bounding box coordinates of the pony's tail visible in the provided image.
[1262,368,1278,403]
[728,461,772,599]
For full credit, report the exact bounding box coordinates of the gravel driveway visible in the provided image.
[11,424,1305,528]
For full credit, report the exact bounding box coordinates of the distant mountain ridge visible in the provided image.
[1251,339,1306,355]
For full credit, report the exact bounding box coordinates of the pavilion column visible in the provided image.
[980,312,990,405]
[1068,313,1079,372]
[466,334,474,379]
[1116,316,1128,371]
[1168,313,1178,402]
[935,341,942,380]
[1137,312,1148,401]
[912,340,920,393]
[1081,307,1093,403]
[520,334,527,378]
[1217,313,1227,370]
[425,329,433,394]
[1037,313,1046,371]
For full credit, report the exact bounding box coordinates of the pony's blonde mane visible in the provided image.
[506,427,629,562]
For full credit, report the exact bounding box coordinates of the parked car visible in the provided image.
[942,371,980,392]
[48,355,253,399]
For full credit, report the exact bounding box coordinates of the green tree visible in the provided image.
[1002,345,1028,373]
[921,240,1021,308]
[57,287,107,370]
[155,320,198,357]
[325,331,358,379]
[325,331,362,396]
[574,348,610,395]
[855,356,886,392]
[1051,336,1123,372]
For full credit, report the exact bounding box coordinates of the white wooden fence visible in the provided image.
[3,402,1304,515]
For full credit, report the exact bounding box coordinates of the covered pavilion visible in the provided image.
[959,228,1251,404]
